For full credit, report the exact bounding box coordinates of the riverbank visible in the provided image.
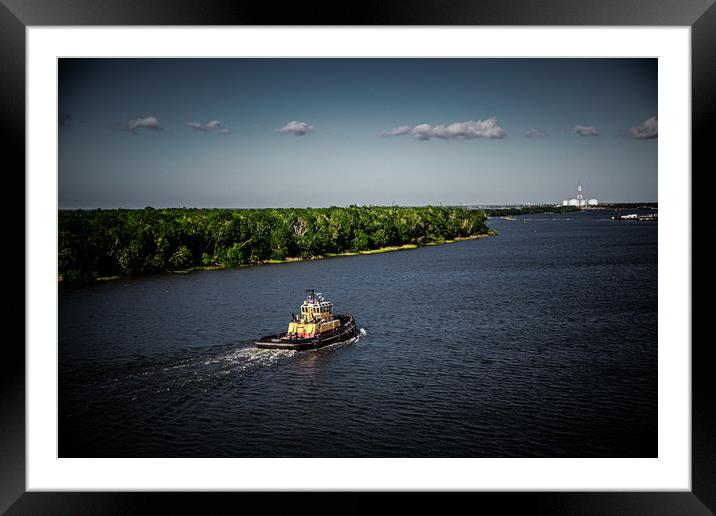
[180,231,496,270]
[80,230,497,284]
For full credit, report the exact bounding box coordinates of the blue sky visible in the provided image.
[59,58,657,208]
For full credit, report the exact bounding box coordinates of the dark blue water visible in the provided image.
[59,210,657,457]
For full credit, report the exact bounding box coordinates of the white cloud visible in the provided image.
[526,128,548,138]
[277,121,315,136]
[187,119,231,134]
[382,117,507,140]
[381,125,413,137]
[119,116,162,134]
[573,125,599,137]
[628,116,657,139]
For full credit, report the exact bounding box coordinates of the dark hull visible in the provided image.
[256,314,356,350]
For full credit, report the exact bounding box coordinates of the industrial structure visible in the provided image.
[562,181,598,207]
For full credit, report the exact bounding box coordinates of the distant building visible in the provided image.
[562,181,598,207]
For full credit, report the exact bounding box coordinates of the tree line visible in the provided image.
[482,206,580,217]
[58,206,491,282]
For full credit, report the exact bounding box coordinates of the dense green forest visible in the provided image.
[59,206,492,282]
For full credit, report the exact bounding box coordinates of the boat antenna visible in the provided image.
[305,288,315,300]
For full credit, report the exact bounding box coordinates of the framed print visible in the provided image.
[3,0,712,513]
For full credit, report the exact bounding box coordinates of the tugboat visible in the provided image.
[255,289,357,350]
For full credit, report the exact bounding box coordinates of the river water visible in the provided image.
[59,209,657,457]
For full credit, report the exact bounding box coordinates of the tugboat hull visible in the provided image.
[256,314,357,350]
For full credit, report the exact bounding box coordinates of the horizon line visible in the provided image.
[58,201,659,210]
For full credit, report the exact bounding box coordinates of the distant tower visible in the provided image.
[563,180,597,207]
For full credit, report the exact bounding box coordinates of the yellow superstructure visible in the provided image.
[287,291,340,338]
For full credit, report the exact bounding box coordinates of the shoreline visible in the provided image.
[78,231,496,284]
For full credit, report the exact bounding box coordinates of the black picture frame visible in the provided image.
[2,0,711,513]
